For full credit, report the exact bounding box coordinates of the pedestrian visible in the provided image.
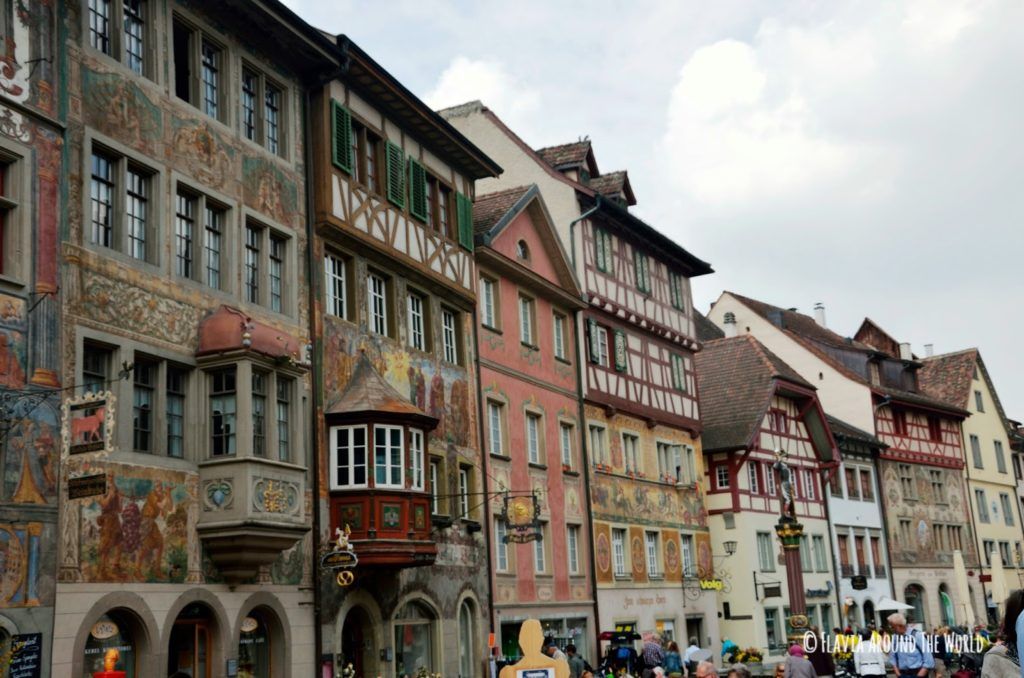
[566,644,586,678]
[695,661,716,678]
[854,629,887,678]
[685,637,702,674]
[642,633,666,678]
[982,590,1024,678]
[664,641,684,678]
[545,637,568,663]
[784,644,817,678]
[727,664,751,678]
[888,612,935,678]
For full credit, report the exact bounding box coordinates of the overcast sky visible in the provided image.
[283,0,1024,418]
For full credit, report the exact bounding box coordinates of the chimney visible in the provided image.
[723,312,738,338]
[813,302,826,328]
[924,344,934,358]
[899,342,912,361]
[767,309,785,329]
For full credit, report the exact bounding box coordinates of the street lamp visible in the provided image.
[724,541,737,557]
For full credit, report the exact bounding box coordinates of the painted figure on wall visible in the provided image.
[0,331,25,387]
[448,378,470,446]
[429,372,446,440]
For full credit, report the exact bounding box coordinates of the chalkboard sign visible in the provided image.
[9,633,43,678]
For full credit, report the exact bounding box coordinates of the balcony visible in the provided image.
[840,564,854,576]
[325,353,440,568]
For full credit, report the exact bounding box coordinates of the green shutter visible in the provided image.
[331,101,353,173]
[385,140,405,208]
[408,158,428,221]
[635,251,649,293]
[614,330,628,372]
[588,318,600,364]
[456,192,474,251]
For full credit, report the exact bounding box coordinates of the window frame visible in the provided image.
[86,0,155,78]
[239,62,287,158]
[525,410,544,466]
[87,142,160,264]
[329,424,369,490]
[373,424,405,489]
[612,528,628,577]
[518,294,536,347]
[174,181,230,290]
[479,276,499,330]
[0,145,30,285]
[441,306,460,365]
[324,250,351,320]
[553,312,568,361]
[367,270,392,337]
[172,15,228,122]
[716,464,730,489]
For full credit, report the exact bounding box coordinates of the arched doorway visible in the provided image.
[83,610,142,677]
[393,600,438,677]
[863,600,876,629]
[938,585,955,626]
[342,606,376,678]
[168,603,217,678]
[238,607,284,678]
[904,584,926,626]
[458,599,476,678]
[846,601,861,629]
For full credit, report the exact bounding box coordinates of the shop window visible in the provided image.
[84,610,140,678]
[394,601,438,678]
[458,600,476,678]
[168,603,214,678]
[238,610,273,678]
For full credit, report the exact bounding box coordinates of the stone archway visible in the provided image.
[342,605,377,677]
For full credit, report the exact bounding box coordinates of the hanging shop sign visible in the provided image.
[851,575,868,591]
[502,495,542,544]
[68,474,107,500]
[64,392,115,455]
[321,525,358,587]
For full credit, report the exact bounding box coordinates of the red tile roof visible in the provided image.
[588,170,636,205]
[695,335,812,451]
[473,186,533,235]
[918,349,977,409]
[694,310,725,342]
[327,352,435,425]
[536,141,592,169]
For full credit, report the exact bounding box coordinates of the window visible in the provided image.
[976,489,990,523]
[871,535,884,574]
[799,536,812,572]
[970,435,983,469]
[930,469,945,503]
[132,359,154,452]
[82,344,111,394]
[634,250,651,293]
[765,463,776,496]
[1001,493,1014,526]
[458,465,473,518]
[860,469,874,501]
[983,540,994,566]
[898,464,915,499]
[375,425,404,489]
[829,470,842,497]
[716,464,730,489]
[0,156,24,278]
[757,532,775,572]
[622,433,640,473]
[89,148,155,261]
[495,519,509,571]
[560,423,574,468]
[367,272,389,336]
[423,174,456,240]
[658,442,682,483]
[590,322,609,367]
[330,425,367,489]
[210,368,236,456]
[594,228,613,273]
[898,520,912,545]
[645,531,661,577]
[441,307,459,364]
[669,272,686,310]
[88,0,149,75]
[526,413,542,465]
[166,366,186,458]
[680,533,696,577]
[996,441,1007,474]
[854,535,867,575]
[251,371,267,457]
[325,252,348,319]
[553,313,567,360]
[764,609,780,649]
[519,295,535,346]
[479,277,497,328]
[407,291,427,351]
[845,467,860,499]
[88,0,111,54]
[589,424,608,465]
[534,523,547,573]
[682,446,697,484]
[1000,542,1012,567]
[173,20,225,121]
[612,528,627,576]
[567,525,581,574]
[837,534,851,574]
[244,224,260,303]
[430,458,443,514]
[516,240,530,260]
[975,390,985,412]
[748,462,760,494]
[241,67,285,156]
[804,469,816,500]
[768,410,788,433]
[349,118,383,194]
[203,201,225,289]
[927,416,942,443]
[812,535,828,571]
[175,190,196,279]
[276,378,292,462]
[268,235,285,312]
[487,401,504,456]
[891,409,907,436]
[671,354,687,392]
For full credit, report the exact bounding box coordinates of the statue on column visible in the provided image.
[773,449,796,522]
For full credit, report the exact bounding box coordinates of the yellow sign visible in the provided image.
[699,579,723,591]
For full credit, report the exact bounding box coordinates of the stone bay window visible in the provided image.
[194,305,309,583]
[326,352,439,567]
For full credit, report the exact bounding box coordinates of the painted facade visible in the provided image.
[54,2,336,676]
[311,40,501,678]
[442,102,720,657]
[0,0,64,671]
[708,293,986,630]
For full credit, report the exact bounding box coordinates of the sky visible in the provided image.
[282,0,1024,418]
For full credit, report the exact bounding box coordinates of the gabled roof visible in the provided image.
[695,335,814,451]
[921,348,1014,432]
[694,310,725,342]
[826,415,885,449]
[536,141,597,174]
[589,170,637,206]
[723,292,967,416]
[327,352,437,428]
[854,317,904,357]
[473,186,533,236]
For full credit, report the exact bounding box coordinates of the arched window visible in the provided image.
[939,585,955,626]
[168,603,215,678]
[516,240,530,261]
[863,600,876,629]
[904,584,926,625]
[394,601,437,677]
[83,611,139,678]
[458,600,475,677]
[238,610,273,678]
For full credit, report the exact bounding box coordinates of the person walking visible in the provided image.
[854,629,887,678]
[663,642,684,678]
[982,590,1024,678]
[888,613,935,678]
[684,637,702,675]
[641,634,665,678]
[784,645,817,678]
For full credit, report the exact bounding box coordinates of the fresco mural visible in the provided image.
[75,464,193,583]
[171,116,236,191]
[0,294,27,388]
[243,156,299,227]
[81,67,161,152]
[0,522,45,607]
[590,472,706,529]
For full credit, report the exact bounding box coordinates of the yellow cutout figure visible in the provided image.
[499,619,569,678]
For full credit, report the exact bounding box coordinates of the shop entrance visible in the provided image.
[168,603,214,678]
[342,606,375,677]
[685,617,704,647]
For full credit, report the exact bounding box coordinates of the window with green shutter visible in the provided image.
[588,318,601,364]
[385,140,405,208]
[635,250,650,293]
[614,330,628,372]
[669,272,686,310]
[595,228,613,273]
[456,192,474,251]
[408,158,427,221]
[671,354,687,392]
[331,101,353,173]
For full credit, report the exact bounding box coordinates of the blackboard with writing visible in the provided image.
[9,633,42,678]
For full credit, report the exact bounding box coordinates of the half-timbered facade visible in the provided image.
[472,185,595,661]
[441,101,719,655]
[311,39,500,678]
[708,293,984,629]
[696,336,838,653]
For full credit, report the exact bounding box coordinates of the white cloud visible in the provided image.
[424,56,541,132]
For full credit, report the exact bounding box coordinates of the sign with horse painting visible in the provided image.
[64,392,115,455]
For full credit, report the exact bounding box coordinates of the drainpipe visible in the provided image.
[871,446,897,602]
[823,446,843,630]
[569,195,601,271]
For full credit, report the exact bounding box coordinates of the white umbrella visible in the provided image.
[953,549,976,627]
[990,547,1010,616]
[876,597,913,611]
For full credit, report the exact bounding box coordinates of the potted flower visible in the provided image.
[735,647,764,665]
